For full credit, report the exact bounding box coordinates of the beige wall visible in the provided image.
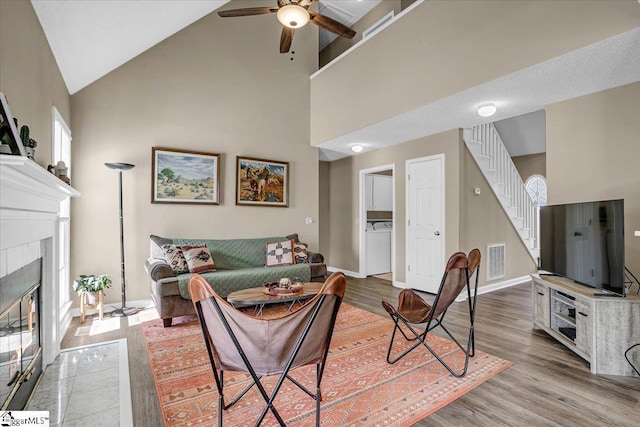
[546,81,640,279]
[311,0,640,145]
[461,150,537,285]
[325,129,461,282]
[70,0,319,305]
[319,0,401,68]
[0,0,70,167]
[323,128,536,287]
[512,153,546,182]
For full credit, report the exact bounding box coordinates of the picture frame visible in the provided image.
[0,92,27,157]
[236,156,289,207]
[152,147,220,205]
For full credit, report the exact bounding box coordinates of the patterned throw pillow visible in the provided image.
[181,245,216,274]
[265,240,294,267]
[293,242,308,264]
[161,244,189,274]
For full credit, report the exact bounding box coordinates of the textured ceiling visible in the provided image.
[316,28,640,161]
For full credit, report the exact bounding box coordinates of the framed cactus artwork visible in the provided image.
[151,147,220,205]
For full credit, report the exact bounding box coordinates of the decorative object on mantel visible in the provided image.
[0,92,27,156]
[54,160,70,184]
[217,0,356,54]
[19,124,37,160]
[105,162,138,317]
[236,156,289,207]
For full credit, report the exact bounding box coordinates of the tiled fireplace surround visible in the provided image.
[0,155,79,406]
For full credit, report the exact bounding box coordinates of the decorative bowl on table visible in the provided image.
[262,278,304,295]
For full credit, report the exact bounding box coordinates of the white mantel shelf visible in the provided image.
[0,154,79,200]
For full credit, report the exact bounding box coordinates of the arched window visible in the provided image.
[525,174,547,207]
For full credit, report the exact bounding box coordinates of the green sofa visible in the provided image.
[144,234,327,326]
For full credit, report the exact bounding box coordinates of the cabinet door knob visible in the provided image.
[434,231,440,236]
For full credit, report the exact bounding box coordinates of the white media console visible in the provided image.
[531,274,640,376]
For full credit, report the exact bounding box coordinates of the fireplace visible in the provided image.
[0,259,42,410]
[1,154,79,409]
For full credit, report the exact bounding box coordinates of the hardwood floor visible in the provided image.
[61,277,640,426]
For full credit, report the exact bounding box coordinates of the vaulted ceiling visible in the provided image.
[31,0,379,94]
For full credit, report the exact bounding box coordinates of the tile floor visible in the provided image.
[26,339,133,426]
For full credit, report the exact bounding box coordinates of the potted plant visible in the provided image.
[73,274,112,305]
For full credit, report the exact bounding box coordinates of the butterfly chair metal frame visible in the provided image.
[382,250,480,378]
[189,272,346,427]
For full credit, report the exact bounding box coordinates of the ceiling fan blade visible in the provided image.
[218,7,278,18]
[280,27,294,53]
[309,11,356,39]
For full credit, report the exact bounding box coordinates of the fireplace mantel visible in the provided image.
[1,154,80,366]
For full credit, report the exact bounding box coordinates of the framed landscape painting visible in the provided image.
[152,147,220,205]
[236,156,289,207]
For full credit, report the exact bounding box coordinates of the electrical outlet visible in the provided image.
[635,231,640,237]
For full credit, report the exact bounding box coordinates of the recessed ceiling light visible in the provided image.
[351,144,363,153]
[477,104,497,117]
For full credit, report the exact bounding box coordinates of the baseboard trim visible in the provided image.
[327,266,366,279]
[69,298,153,319]
[455,275,531,302]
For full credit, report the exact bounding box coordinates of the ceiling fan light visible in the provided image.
[477,104,497,117]
[277,5,310,29]
[351,144,363,153]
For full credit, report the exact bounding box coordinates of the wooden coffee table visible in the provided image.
[227,282,322,317]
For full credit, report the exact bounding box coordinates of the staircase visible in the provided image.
[463,123,539,263]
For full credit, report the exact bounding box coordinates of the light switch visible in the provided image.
[635,231,640,237]
[305,217,313,225]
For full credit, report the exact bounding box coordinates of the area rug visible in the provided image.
[141,304,512,426]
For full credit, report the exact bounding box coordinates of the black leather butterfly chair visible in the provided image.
[381,250,481,378]
[189,272,346,427]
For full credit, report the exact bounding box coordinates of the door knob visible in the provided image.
[434,231,440,236]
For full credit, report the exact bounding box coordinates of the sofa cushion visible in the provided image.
[181,245,216,273]
[293,242,308,264]
[161,244,189,274]
[173,236,287,269]
[265,240,294,267]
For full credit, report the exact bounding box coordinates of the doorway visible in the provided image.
[359,164,395,282]
[406,154,444,293]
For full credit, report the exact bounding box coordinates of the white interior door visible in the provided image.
[406,155,444,293]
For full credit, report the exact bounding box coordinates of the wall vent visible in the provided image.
[487,244,506,281]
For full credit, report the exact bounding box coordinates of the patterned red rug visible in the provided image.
[141,304,512,426]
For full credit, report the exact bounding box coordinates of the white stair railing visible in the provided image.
[463,123,539,263]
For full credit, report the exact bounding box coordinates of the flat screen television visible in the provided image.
[539,199,625,296]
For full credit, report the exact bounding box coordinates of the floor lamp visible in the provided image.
[105,162,138,317]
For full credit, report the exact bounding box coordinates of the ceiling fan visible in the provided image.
[218,0,356,53]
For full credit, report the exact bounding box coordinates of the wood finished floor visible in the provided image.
[61,277,640,426]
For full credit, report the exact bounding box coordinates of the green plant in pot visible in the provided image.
[19,125,37,160]
[73,274,112,304]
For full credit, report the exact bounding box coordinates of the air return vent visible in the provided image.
[487,244,506,281]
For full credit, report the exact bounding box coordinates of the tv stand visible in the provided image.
[532,274,640,376]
